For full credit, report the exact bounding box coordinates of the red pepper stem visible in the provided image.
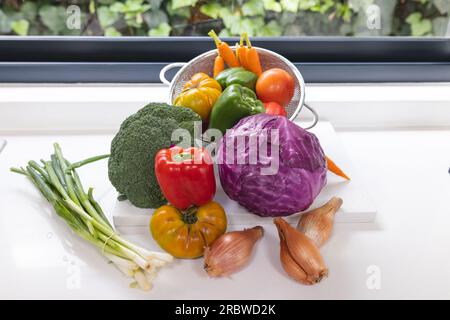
[182,206,198,225]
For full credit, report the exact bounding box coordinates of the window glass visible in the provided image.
[0,0,448,37]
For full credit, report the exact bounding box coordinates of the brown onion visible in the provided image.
[204,226,264,277]
[297,197,343,247]
[274,217,328,285]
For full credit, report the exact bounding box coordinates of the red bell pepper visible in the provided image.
[155,146,216,210]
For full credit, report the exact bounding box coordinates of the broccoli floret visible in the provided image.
[108,103,201,208]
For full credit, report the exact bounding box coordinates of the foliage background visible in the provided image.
[0,0,449,37]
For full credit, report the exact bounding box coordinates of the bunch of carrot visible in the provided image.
[208,30,262,77]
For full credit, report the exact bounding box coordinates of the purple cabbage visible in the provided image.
[217,114,327,217]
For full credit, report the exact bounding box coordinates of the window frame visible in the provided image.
[0,36,449,83]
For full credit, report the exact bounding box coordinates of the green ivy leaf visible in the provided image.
[335,3,352,22]
[89,0,96,14]
[242,0,265,16]
[11,19,29,36]
[127,0,150,13]
[406,12,422,24]
[229,17,265,36]
[282,0,300,12]
[257,20,283,36]
[218,29,231,37]
[432,16,449,36]
[348,0,373,13]
[97,6,119,28]
[220,8,240,30]
[149,0,164,9]
[0,9,12,33]
[21,2,38,21]
[172,0,198,10]
[279,11,297,26]
[433,0,450,14]
[143,10,169,28]
[110,0,150,14]
[200,2,222,18]
[166,1,191,18]
[242,18,262,35]
[105,26,122,36]
[125,0,139,12]
[263,0,282,12]
[110,2,126,13]
[39,5,66,34]
[149,22,172,36]
[311,0,334,14]
[298,0,316,10]
[406,13,432,36]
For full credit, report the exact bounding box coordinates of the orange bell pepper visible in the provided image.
[174,72,222,121]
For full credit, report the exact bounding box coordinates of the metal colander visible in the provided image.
[160,46,318,129]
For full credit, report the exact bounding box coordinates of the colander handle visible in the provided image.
[159,62,187,85]
[298,103,319,130]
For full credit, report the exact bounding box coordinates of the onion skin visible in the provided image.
[274,217,328,285]
[279,239,311,285]
[297,197,343,247]
[204,226,264,277]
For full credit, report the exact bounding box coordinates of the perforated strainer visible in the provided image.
[160,46,318,129]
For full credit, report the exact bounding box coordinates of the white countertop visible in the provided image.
[1,128,449,299]
[1,83,449,299]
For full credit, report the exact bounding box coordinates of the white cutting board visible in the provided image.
[113,121,377,232]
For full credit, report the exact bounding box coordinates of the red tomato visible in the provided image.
[256,68,295,107]
[263,102,287,117]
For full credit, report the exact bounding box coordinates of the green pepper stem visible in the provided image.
[172,152,193,162]
[182,206,198,225]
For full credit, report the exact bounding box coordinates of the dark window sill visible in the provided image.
[1,36,449,83]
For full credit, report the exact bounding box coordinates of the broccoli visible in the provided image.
[108,103,201,208]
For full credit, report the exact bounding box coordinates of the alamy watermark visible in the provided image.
[366,4,382,30]
[66,5,81,30]
[171,121,280,176]
[366,265,381,290]
[64,255,81,290]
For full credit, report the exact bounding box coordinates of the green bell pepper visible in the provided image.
[209,84,265,135]
[215,67,258,91]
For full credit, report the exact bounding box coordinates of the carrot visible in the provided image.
[326,156,350,180]
[208,29,239,68]
[236,33,249,69]
[244,33,262,76]
[213,55,225,77]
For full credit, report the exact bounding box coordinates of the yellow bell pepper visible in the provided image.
[150,201,227,259]
[174,73,222,121]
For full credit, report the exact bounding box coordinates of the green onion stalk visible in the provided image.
[11,143,173,291]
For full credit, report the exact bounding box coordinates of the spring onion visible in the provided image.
[11,143,173,291]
